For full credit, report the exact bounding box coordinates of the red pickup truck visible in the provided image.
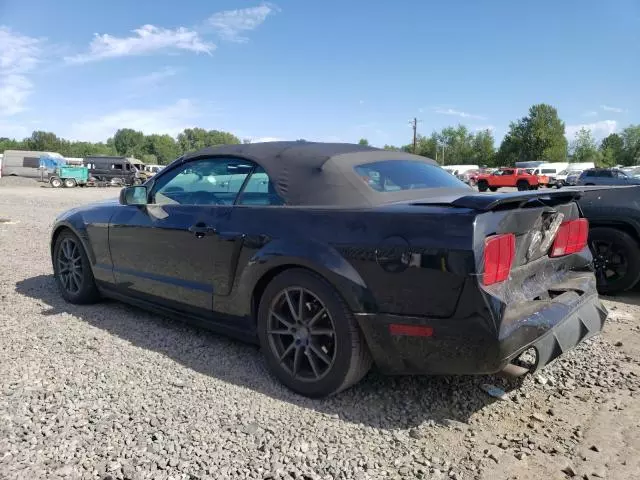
[475,168,549,192]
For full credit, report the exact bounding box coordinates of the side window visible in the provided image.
[236,166,285,206]
[502,169,515,175]
[600,170,613,177]
[112,163,123,170]
[152,157,254,206]
[585,170,595,177]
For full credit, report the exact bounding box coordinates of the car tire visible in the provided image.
[589,227,640,295]
[63,178,77,188]
[257,268,373,398]
[477,181,489,192]
[53,230,101,304]
[489,187,498,192]
[517,181,529,191]
[50,177,62,188]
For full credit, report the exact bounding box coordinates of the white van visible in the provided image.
[530,162,569,186]
[1,150,64,178]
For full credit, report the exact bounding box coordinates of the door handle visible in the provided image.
[189,223,217,238]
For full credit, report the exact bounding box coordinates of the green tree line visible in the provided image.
[2,103,639,167]
[0,128,241,165]
[376,104,640,168]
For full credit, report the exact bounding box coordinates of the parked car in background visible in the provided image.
[476,167,549,191]
[560,170,583,187]
[144,164,164,176]
[578,186,640,294]
[442,164,479,178]
[577,168,640,186]
[50,141,606,397]
[459,169,481,186]
[83,156,143,185]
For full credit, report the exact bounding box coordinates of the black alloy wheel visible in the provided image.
[589,227,640,294]
[257,269,372,397]
[267,287,337,382]
[53,231,100,304]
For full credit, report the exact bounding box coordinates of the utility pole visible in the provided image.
[409,117,420,153]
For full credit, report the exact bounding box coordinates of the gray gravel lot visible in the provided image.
[1,177,639,480]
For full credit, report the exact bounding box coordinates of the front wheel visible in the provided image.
[53,230,101,304]
[517,181,529,191]
[477,181,489,192]
[257,269,372,398]
[489,187,498,192]
[589,227,640,295]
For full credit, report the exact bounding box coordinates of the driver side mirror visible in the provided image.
[119,185,148,205]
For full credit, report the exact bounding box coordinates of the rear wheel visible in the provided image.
[257,269,372,398]
[489,187,498,192]
[53,230,101,304]
[63,178,77,188]
[517,181,529,191]
[50,177,62,188]
[589,227,640,295]
[477,180,489,192]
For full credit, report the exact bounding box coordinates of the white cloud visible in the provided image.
[207,4,276,43]
[67,99,199,141]
[566,120,617,140]
[65,25,215,64]
[125,67,180,89]
[582,111,598,118]
[600,104,624,113]
[434,107,487,120]
[0,27,43,116]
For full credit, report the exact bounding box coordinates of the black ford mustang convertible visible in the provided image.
[51,142,607,397]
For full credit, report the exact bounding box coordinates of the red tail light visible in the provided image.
[550,218,589,257]
[483,233,515,285]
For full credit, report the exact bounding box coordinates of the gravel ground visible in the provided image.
[1,177,639,480]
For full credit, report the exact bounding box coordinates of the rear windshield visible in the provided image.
[354,160,467,192]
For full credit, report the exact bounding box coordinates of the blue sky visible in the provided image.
[1,0,638,147]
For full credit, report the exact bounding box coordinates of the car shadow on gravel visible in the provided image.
[17,274,526,430]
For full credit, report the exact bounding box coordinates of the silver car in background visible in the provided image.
[577,168,640,186]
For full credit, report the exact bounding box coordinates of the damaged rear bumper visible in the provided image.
[355,276,607,376]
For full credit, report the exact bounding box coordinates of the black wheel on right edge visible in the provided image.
[257,269,372,398]
[589,227,640,295]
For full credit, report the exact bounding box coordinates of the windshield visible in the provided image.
[354,160,467,192]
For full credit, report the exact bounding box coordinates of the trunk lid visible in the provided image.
[407,190,592,303]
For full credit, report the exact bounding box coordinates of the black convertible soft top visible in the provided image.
[181,141,468,207]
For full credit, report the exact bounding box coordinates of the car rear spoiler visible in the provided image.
[449,190,583,211]
[411,186,625,212]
